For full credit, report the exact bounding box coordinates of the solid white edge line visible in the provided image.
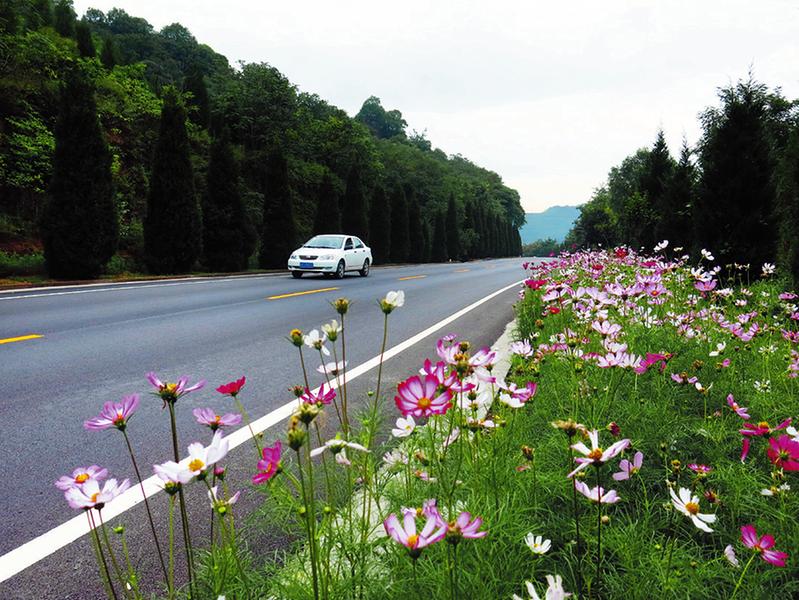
[0,278,523,583]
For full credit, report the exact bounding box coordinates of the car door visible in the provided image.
[353,238,367,266]
[343,237,357,269]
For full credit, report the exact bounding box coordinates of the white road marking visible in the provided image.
[0,278,522,582]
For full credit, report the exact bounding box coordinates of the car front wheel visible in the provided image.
[291,271,303,279]
[359,259,370,277]
[335,260,345,279]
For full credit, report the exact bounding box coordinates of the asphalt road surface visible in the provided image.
[0,258,528,598]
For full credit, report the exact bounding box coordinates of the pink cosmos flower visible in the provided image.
[724,545,739,567]
[146,372,205,403]
[501,381,539,403]
[781,330,799,344]
[687,463,713,475]
[767,435,799,471]
[634,353,672,375]
[419,359,457,388]
[384,506,447,558]
[591,320,622,338]
[574,480,620,504]
[84,394,140,431]
[216,376,246,397]
[726,394,750,419]
[671,373,698,385]
[192,407,242,431]
[55,466,108,491]
[509,340,534,357]
[612,451,643,481]
[300,383,336,405]
[253,441,282,484]
[741,525,788,566]
[568,430,631,478]
[64,478,130,510]
[423,500,487,541]
[695,279,717,292]
[394,374,452,417]
[740,418,792,461]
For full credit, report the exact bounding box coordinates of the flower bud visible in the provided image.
[297,402,320,424]
[601,515,610,525]
[288,417,306,450]
[289,329,304,347]
[113,526,125,535]
[521,445,535,461]
[332,297,350,315]
[290,385,305,398]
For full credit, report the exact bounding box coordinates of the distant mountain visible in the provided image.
[520,205,580,244]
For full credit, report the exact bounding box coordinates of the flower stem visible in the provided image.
[166,402,195,597]
[88,511,118,600]
[569,441,584,599]
[374,313,389,406]
[98,511,131,599]
[730,553,757,600]
[234,396,262,456]
[167,496,176,599]
[121,430,168,583]
[595,467,602,592]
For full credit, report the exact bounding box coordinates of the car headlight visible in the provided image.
[319,254,335,260]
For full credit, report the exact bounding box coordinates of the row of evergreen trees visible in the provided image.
[566,77,799,283]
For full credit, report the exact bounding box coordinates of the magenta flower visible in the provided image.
[394,374,452,417]
[146,372,205,404]
[574,480,620,504]
[726,394,750,419]
[634,352,672,375]
[695,279,717,292]
[253,441,282,484]
[767,435,799,471]
[740,419,792,461]
[216,376,246,397]
[420,359,457,388]
[612,451,643,481]
[55,465,108,491]
[84,394,140,431]
[64,478,130,510]
[568,430,630,478]
[300,383,336,405]
[384,506,447,558]
[422,499,487,542]
[192,407,242,431]
[687,463,713,475]
[741,524,788,566]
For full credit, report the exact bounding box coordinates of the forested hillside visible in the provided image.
[0,0,524,279]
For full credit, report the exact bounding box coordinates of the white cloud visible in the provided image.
[75,0,799,212]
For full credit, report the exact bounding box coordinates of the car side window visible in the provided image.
[344,238,354,250]
[354,238,364,249]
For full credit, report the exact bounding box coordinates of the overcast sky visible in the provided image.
[74,0,799,213]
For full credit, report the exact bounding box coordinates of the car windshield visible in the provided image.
[303,235,343,249]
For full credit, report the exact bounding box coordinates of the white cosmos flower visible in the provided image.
[525,533,551,555]
[670,487,715,532]
[724,544,739,567]
[303,329,330,356]
[184,430,229,476]
[391,415,416,438]
[380,290,405,313]
[321,319,342,340]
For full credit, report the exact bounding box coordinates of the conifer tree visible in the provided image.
[313,171,342,235]
[183,65,210,128]
[53,0,75,37]
[144,87,202,273]
[259,152,297,268]
[445,193,460,260]
[421,218,432,263]
[368,185,390,263]
[640,129,675,250]
[0,0,19,34]
[431,209,448,262]
[100,35,117,69]
[29,0,53,29]
[389,185,410,262]
[75,19,95,58]
[202,130,250,271]
[43,68,117,279]
[656,141,695,248]
[775,127,799,283]
[341,164,369,241]
[407,192,425,263]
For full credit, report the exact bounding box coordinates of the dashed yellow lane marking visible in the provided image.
[0,334,43,345]
[397,275,427,281]
[267,287,339,300]
[454,268,470,273]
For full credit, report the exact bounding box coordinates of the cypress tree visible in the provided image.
[407,192,425,263]
[259,152,297,269]
[75,19,95,58]
[100,35,117,69]
[389,185,410,262]
[53,0,75,37]
[42,68,117,279]
[202,130,250,271]
[144,87,202,274]
[341,164,369,241]
[183,65,210,128]
[694,80,777,267]
[368,185,390,263]
[431,210,448,262]
[445,193,460,260]
[0,0,19,34]
[421,218,431,263]
[656,141,695,249]
[775,127,799,283]
[313,171,341,235]
[641,129,675,250]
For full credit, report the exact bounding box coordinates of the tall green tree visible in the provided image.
[656,141,695,249]
[355,96,407,139]
[183,65,210,128]
[0,0,19,34]
[389,185,410,262]
[202,130,250,271]
[641,129,675,250]
[53,0,75,37]
[776,127,799,283]
[42,68,117,279]
[75,19,95,58]
[259,152,296,268]
[368,185,390,263]
[431,209,448,262]
[407,192,425,263]
[445,193,460,260]
[100,35,117,69]
[341,164,369,240]
[694,79,779,267]
[28,0,53,29]
[313,172,341,235]
[144,87,202,274]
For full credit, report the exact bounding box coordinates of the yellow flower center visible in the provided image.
[758,421,769,429]
[588,448,604,461]
[684,501,700,515]
[417,397,432,410]
[407,534,419,548]
[165,383,178,394]
[188,458,205,472]
[75,473,90,484]
[214,415,222,423]
[91,493,99,503]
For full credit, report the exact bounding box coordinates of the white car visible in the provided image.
[288,234,372,279]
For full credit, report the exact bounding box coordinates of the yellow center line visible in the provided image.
[267,287,339,300]
[0,334,43,345]
[454,268,470,273]
[397,275,427,281]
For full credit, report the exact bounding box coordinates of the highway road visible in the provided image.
[0,258,527,598]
